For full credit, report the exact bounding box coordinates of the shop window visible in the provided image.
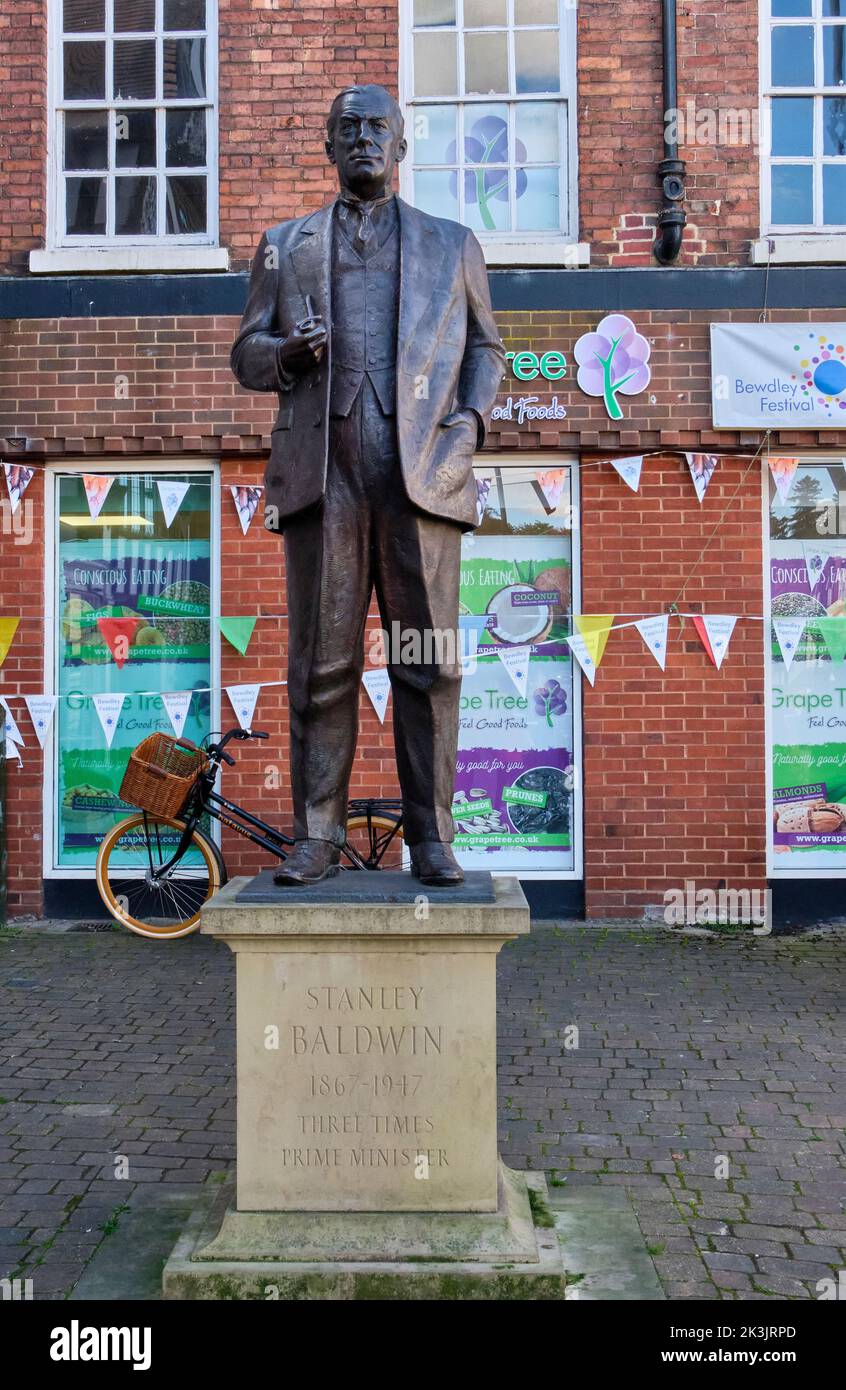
[456,458,581,878]
[49,467,217,874]
[402,0,577,249]
[763,0,846,230]
[766,455,846,873]
[48,0,218,247]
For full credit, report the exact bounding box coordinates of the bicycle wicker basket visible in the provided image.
[119,732,209,819]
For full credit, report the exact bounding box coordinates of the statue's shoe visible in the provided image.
[409,841,465,887]
[273,839,341,887]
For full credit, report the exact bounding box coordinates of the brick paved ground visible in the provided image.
[1,923,844,1300]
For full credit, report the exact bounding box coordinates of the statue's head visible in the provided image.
[325,84,407,199]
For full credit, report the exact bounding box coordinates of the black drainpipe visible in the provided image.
[653,0,687,264]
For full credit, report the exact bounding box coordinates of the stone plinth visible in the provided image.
[162,870,568,1298]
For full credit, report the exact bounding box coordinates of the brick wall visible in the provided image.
[1,0,764,275]
[1,305,841,916]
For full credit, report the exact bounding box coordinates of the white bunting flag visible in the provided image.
[82,475,115,520]
[162,690,193,738]
[768,456,799,504]
[566,632,598,686]
[2,463,35,514]
[92,692,125,747]
[685,453,719,504]
[610,455,644,492]
[226,683,261,732]
[772,617,807,672]
[701,615,737,670]
[156,480,190,529]
[230,485,264,536]
[635,614,669,670]
[362,668,391,724]
[24,695,56,747]
[5,737,21,763]
[535,467,568,512]
[802,540,836,592]
[0,696,24,746]
[496,644,531,697]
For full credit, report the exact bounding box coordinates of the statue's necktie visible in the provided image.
[339,193,394,253]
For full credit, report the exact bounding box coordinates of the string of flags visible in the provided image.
[4,605,838,761]
[6,451,796,530]
[1,465,268,535]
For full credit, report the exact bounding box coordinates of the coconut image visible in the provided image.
[485,583,552,645]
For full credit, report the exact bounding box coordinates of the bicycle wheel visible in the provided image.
[344,811,405,870]
[96,813,222,939]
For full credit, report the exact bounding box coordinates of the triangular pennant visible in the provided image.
[156,479,190,529]
[92,692,125,748]
[161,691,192,739]
[574,614,614,668]
[772,617,807,672]
[693,615,737,670]
[496,644,531,697]
[362,668,391,724]
[535,468,568,512]
[24,695,56,748]
[815,617,846,664]
[768,456,799,504]
[0,618,20,668]
[609,455,644,493]
[97,617,140,669]
[230,485,264,535]
[5,737,21,763]
[226,683,261,731]
[2,463,35,514]
[685,453,719,504]
[635,614,669,670]
[566,632,598,686]
[0,696,23,746]
[219,616,256,656]
[801,540,834,592]
[475,475,494,524]
[82,474,115,520]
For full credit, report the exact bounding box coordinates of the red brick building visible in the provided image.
[1,0,845,921]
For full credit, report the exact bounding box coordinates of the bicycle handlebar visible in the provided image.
[207,727,271,763]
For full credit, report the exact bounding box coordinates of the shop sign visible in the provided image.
[712,323,846,428]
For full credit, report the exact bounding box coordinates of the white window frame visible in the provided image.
[34,0,227,273]
[759,0,846,247]
[399,0,587,267]
[763,453,846,878]
[42,459,221,879]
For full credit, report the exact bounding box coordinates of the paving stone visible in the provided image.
[3,921,846,1301]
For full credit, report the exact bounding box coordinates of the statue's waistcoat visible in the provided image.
[329,210,400,420]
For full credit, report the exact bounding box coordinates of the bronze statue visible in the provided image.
[231,84,505,887]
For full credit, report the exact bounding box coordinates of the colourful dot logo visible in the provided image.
[793,333,846,415]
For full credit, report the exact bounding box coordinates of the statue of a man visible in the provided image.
[231,83,505,887]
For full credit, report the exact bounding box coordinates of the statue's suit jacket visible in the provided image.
[231,196,506,533]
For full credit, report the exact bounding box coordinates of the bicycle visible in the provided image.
[95,727,404,940]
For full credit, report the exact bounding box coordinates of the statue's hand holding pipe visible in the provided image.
[277,294,327,377]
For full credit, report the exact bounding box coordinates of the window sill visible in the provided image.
[29,246,230,274]
[479,240,590,268]
[750,235,846,266]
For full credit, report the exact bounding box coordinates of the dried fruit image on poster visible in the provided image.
[768,461,846,870]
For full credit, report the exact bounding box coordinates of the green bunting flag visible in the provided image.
[218,616,257,656]
[815,617,846,664]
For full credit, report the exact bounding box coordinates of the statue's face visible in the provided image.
[326,90,407,198]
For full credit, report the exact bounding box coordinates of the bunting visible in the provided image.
[636,614,669,670]
[219,616,257,656]
[0,618,20,668]
[362,668,391,723]
[496,644,531,697]
[685,453,719,504]
[156,480,190,529]
[694,615,737,670]
[226,683,261,731]
[609,455,644,493]
[2,464,35,514]
[24,694,56,747]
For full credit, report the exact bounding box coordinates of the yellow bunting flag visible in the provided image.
[0,618,20,668]
[574,615,615,669]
